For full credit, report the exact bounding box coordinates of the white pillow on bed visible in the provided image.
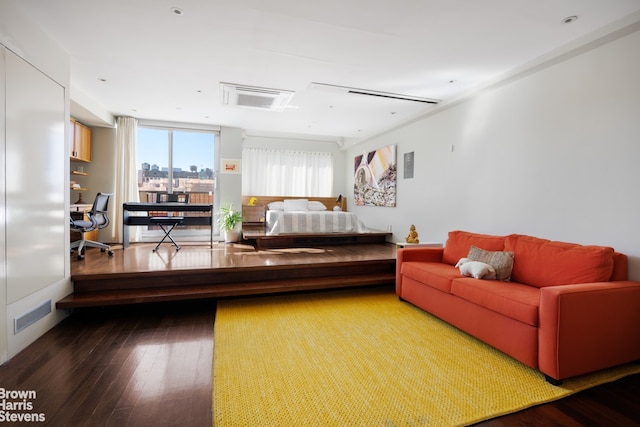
[307,201,327,211]
[283,199,309,211]
[267,201,284,211]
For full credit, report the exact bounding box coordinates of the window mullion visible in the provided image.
[168,130,174,193]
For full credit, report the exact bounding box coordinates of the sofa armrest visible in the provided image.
[396,247,444,294]
[538,281,640,381]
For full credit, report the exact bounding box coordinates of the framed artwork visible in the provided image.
[221,158,241,174]
[354,144,397,207]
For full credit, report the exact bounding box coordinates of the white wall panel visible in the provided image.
[0,47,7,362]
[5,50,65,303]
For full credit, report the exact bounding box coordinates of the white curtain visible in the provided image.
[242,148,333,196]
[112,116,140,243]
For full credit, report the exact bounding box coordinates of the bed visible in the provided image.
[266,210,367,234]
[241,196,390,249]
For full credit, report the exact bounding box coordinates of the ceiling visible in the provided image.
[13,0,640,144]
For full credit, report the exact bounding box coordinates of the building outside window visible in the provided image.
[137,125,217,241]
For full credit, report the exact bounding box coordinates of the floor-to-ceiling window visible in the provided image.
[137,124,218,241]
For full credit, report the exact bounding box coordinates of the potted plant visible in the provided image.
[217,205,243,242]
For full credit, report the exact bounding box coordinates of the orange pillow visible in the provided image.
[504,234,614,287]
[442,230,505,266]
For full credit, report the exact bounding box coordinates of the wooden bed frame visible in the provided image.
[240,195,390,249]
[241,195,347,212]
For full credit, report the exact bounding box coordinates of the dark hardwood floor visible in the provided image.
[0,300,215,427]
[0,244,638,426]
[1,296,639,426]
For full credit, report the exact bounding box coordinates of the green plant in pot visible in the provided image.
[217,205,243,243]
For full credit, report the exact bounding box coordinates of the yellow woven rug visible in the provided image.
[213,287,640,426]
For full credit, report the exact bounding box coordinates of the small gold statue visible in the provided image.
[405,224,420,244]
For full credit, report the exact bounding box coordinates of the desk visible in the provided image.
[122,202,214,248]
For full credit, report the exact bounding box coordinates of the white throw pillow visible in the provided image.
[283,199,309,211]
[307,201,327,211]
[456,258,497,280]
[267,201,285,211]
[455,258,470,268]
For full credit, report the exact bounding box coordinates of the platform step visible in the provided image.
[57,273,395,308]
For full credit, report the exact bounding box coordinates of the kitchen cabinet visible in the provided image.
[70,118,91,162]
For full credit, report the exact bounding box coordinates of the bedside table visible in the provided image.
[242,204,266,224]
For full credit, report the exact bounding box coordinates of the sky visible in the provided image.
[137,127,215,172]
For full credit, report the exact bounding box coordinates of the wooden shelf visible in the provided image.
[71,170,88,176]
[71,187,88,191]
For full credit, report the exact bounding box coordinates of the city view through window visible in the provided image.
[137,127,215,201]
[136,126,217,239]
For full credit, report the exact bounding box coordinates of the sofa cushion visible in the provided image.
[451,278,540,326]
[504,234,615,288]
[401,262,461,293]
[467,245,515,281]
[442,230,505,266]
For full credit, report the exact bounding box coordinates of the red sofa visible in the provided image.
[396,230,640,384]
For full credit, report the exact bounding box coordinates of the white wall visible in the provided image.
[219,127,244,213]
[347,27,640,280]
[85,126,118,242]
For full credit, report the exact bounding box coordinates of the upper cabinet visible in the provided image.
[70,118,91,162]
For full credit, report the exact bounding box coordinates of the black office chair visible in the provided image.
[150,193,189,251]
[70,192,114,260]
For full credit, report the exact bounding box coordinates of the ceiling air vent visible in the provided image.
[308,82,440,104]
[221,83,295,112]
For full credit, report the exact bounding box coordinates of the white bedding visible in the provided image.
[266,210,368,235]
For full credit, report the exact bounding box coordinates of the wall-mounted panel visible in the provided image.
[5,50,65,303]
[0,46,8,361]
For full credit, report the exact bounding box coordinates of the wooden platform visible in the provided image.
[242,226,392,249]
[59,242,397,309]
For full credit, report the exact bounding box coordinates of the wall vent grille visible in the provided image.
[14,300,51,334]
[308,82,440,104]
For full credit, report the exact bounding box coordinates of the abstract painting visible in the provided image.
[354,145,397,207]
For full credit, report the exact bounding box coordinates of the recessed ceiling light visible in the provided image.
[562,15,578,24]
[170,7,184,15]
